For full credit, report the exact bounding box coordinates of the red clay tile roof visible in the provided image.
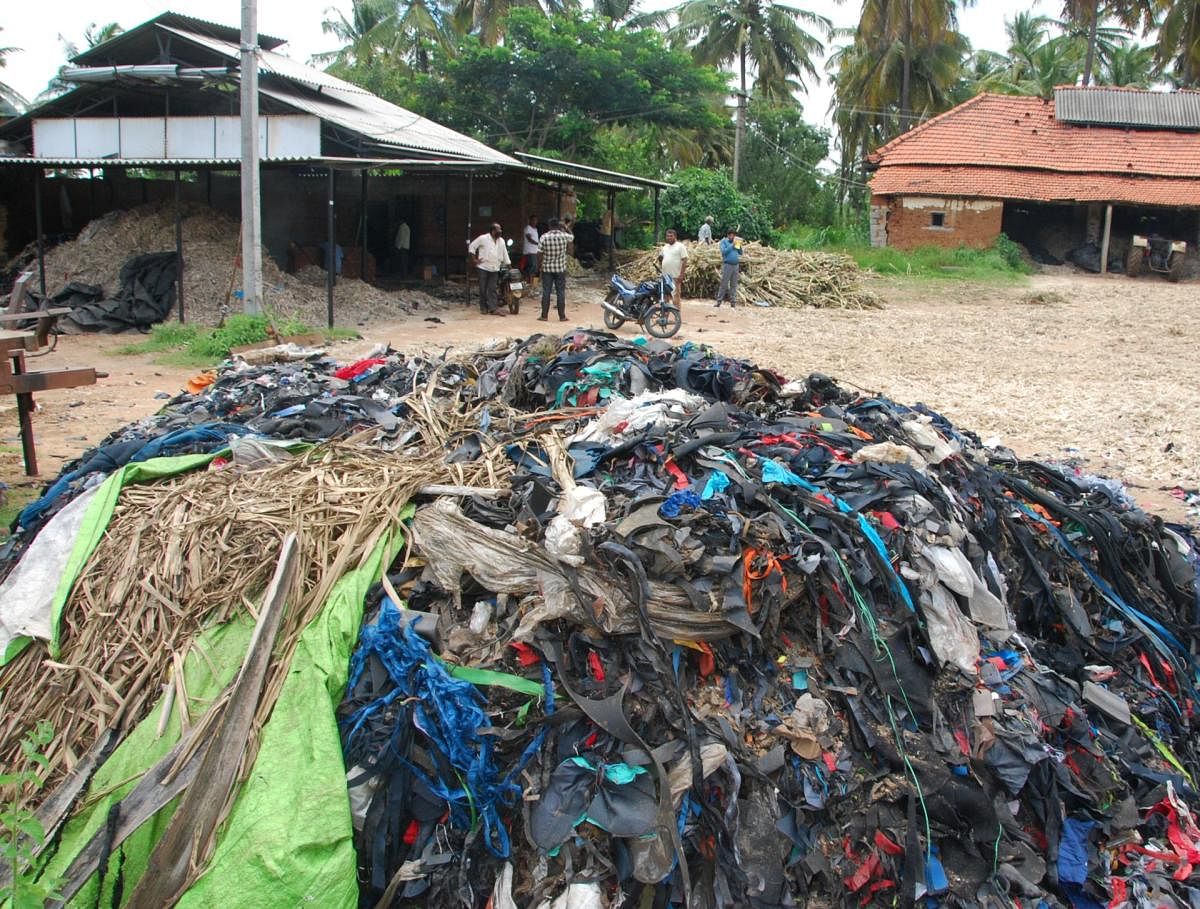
[868,92,1200,205]
[869,164,1200,206]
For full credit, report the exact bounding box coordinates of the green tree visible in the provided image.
[411,9,727,158]
[318,0,404,67]
[592,0,668,28]
[1153,1,1200,84]
[658,167,775,241]
[852,0,974,132]
[670,0,831,187]
[740,97,829,225]
[1100,38,1155,84]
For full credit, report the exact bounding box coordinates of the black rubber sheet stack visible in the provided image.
[328,332,1200,909]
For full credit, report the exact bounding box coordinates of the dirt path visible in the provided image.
[2,271,1195,522]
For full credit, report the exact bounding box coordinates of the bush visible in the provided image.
[658,169,776,244]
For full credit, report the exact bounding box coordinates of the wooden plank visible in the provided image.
[125,534,299,909]
[5,270,32,316]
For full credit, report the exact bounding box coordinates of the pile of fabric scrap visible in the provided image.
[0,330,1197,909]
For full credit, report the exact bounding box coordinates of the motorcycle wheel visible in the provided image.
[643,304,681,339]
[602,291,627,329]
[509,292,520,314]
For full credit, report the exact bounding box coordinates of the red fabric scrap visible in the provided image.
[953,729,971,756]
[333,357,385,380]
[588,651,606,682]
[844,852,882,893]
[1109,875,1128,909]
[402,819,420,845]
[872,511,901,532]
[823,752,838,773]
[697,643,715,678]
[873,830,904,856]
[664,458,690,490]
[509,642,541,666]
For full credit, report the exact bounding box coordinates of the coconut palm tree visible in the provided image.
[1153,1,1200,85]
[317,0,400,67]
[1100,38,1155,85]
[592,0,668,29]
[670,0,831,186]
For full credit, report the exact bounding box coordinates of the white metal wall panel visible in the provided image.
[74,118,120,158]
[266,115,321,158]
[119,118,166,157]
[32,115,319,160]
[32,120,77,157]
[166,117,216,157]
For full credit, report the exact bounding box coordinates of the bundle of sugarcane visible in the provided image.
[620,242,881,310]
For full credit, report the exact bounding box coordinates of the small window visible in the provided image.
[930,211,946,228]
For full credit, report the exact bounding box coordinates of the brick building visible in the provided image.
[867,88,1200,266]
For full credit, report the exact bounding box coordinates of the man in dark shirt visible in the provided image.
[537,218,574,322]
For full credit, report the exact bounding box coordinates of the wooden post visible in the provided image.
[359,169,368,281]
[607,189,615,271]
[34,169,46,297]
[174,168,185,323]
[13,353,37,476]
[442,175,449,281]
[1100,203,1113,275]
[326,167,336,329]
[653,187,661,244]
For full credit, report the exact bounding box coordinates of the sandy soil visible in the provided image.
[1,270,1195,522]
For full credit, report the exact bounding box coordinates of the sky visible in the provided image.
[2,0,1047,129]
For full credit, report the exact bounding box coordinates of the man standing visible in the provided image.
[658,228,688,307]
[469,223,510,316]
[697,215,714,245]
[522,215,540,282]
[715,227,742,307]
[395,218,411,277]
[537,217,573,322]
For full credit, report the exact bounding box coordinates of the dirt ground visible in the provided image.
[1,269,1195,522]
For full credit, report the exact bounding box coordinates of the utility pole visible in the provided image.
[733,43,747,189]
[240,0,263,315]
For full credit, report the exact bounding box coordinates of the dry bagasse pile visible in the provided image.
[37,202,450,326]
[621,241,881,310]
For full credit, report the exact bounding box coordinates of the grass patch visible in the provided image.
[778,225,1030,283]
[0,484,38,539]
[117,315,358,366]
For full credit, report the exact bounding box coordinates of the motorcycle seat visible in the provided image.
[611,275,637,293]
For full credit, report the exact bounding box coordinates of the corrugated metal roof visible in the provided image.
[515,152,674,189]
[258,85,517,166]
[516,162,637,191]
[158,26,373,96]
[1055,87,1200,130]
[71,12,285,64]
[0,155,404,167]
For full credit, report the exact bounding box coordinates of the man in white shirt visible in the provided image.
[657,229,688,307]
[468,223,511,316]
[522,215,540,281]
[395,219,411,277]
[697,215,714,244]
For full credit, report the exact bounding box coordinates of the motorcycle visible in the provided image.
[601,272,682,339]
[500,266,524,314]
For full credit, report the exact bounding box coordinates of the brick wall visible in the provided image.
[873,195,1003,249]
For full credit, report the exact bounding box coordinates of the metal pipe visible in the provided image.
[607,189,615,271]
[326,166,336,329]
[34,169,46,297]
[175,168,185,323]
[600,299,626,319]
[653,187,661,244]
